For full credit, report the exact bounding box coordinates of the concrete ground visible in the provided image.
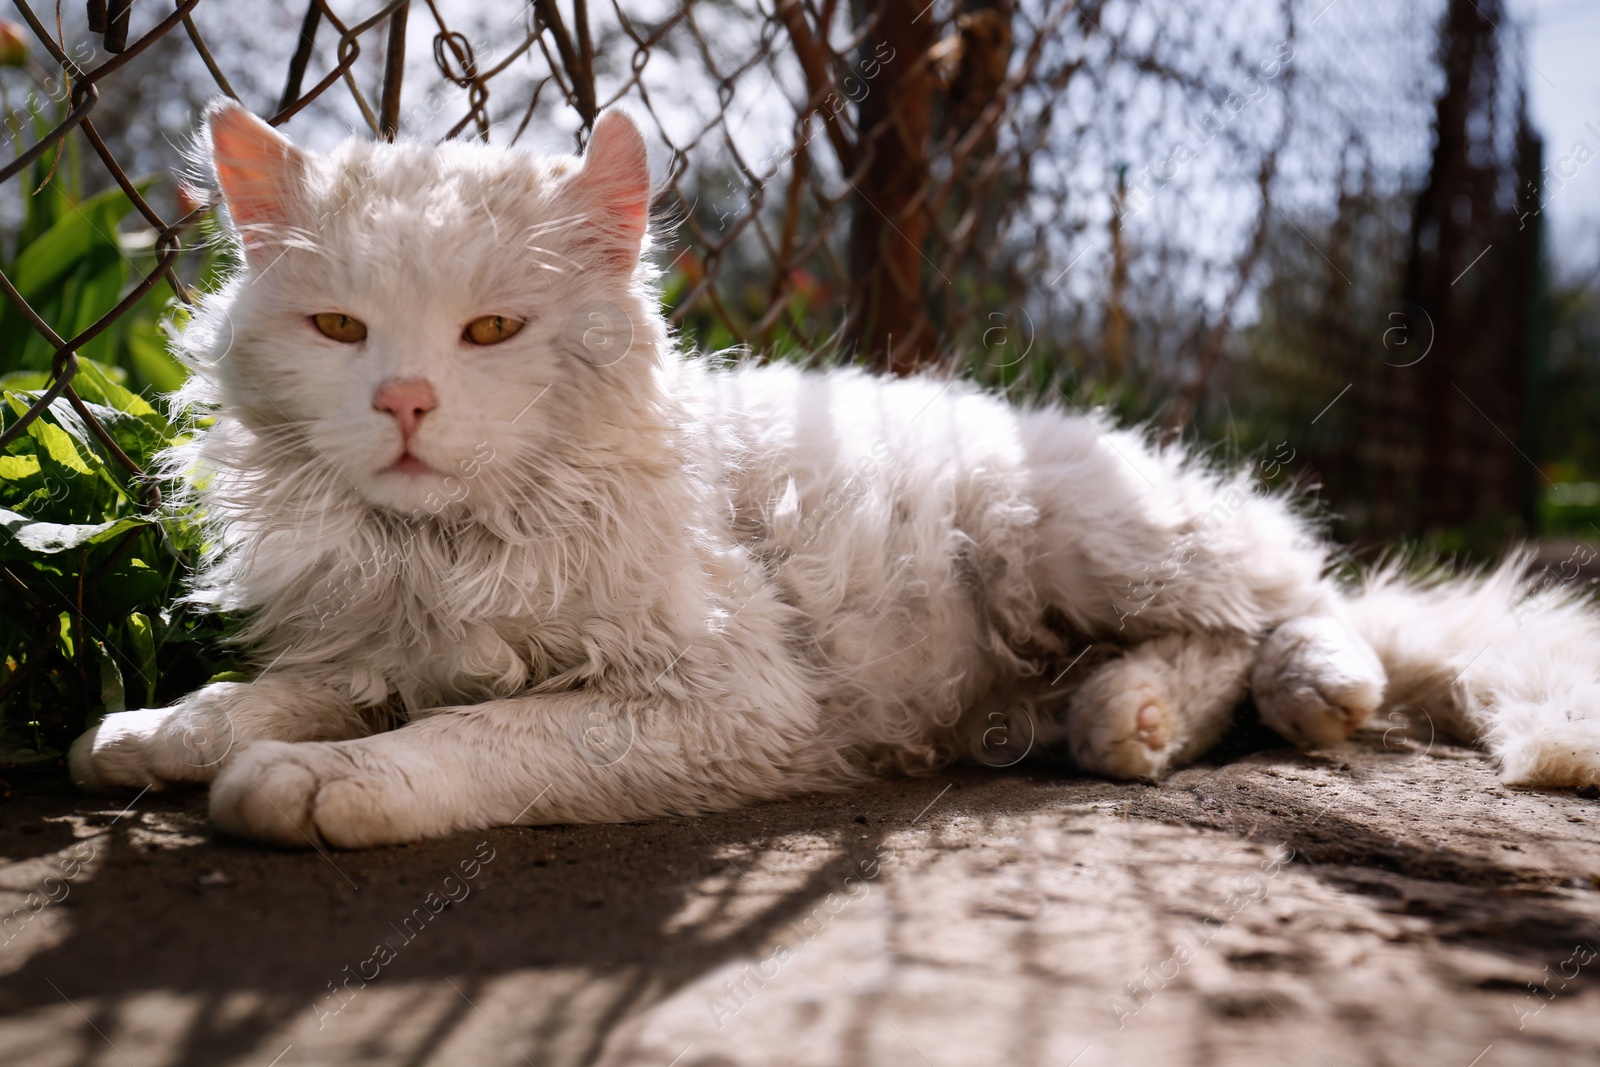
[2,725,1598,1067]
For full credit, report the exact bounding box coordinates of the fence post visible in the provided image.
[849,0,936,375]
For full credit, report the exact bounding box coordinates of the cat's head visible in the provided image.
[184,101,664,520]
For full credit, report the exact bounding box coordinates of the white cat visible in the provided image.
[69,102,1600,848]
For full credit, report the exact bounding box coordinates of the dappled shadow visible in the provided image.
[0,775,99,865]
[4,741,1600,1066]
[0,774,949,1067]
[1134,734,1600,964]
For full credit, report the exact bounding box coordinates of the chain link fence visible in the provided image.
[0,0,1084,666]
[1,0,1096,738]
[1,0,1506,740]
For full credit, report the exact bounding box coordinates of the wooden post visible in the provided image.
[849,0,936,375]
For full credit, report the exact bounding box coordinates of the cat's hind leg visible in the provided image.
[1251,615,1387,748]
[1062,631,1258,780]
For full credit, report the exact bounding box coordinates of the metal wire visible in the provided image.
[0,0,1259,626]
[0,0,1059,455]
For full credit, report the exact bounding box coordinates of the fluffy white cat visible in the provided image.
[69,102,1600,848]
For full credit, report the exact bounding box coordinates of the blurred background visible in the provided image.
[2,0,1599,759]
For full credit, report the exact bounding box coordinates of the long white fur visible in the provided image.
[66,102,1600,848]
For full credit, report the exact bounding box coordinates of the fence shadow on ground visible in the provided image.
[4,739,1599,1066]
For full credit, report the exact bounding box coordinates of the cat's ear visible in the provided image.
[565,109,651,274]
[206,100,306,264]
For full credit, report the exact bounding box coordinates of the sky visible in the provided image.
[1524,0,1600,271]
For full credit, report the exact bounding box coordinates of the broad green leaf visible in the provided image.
[94,639,126,716]
[3,393,128,512]
[126,610,157,705]
[0,140,229,763]
[0,371,50,392]
[0,507,147,555]
[72,358,159,418]
[72,400,173,470]
[25,410,96,475]
[69,249,129,365]
[0,454,40,480]
[90,555,167,618]
[13,182,151,301]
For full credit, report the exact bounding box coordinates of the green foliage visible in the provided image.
[1538,465,1600,541]
[0,134,233,767]
[1540,279,1600,538]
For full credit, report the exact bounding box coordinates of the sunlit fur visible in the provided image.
[67,102,1600,848]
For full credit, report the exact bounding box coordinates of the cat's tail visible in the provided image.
[1340,548,1600,787]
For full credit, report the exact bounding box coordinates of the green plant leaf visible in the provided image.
[72,356,158,417]
[94,638,126,716]
[125,610,157,706]
[12,182,151,301]
[89,554,167,618]
[0,370,50,392]
[2,391,139,514]
[0,454,41,480]
[74,398,173,468]
[68,249,130,365]
[126,322,187,393]
[26,411,96,476]
[0,508,148,556]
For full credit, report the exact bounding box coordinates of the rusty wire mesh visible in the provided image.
[0,0,1073,622]
[0,2,1050,412]
[0,1,1351,414]
[0,0,1438,692]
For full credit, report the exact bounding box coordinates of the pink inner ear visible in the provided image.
[209,104,301,242]
[577,111,650,271]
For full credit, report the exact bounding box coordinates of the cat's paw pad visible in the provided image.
[209,741,414,849]
[69,706,232,792]
[1068,665,1178,780]
[1252,616,1386,749]
[1134,701,1168,750]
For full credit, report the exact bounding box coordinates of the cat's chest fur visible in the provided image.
[211,410,753,711]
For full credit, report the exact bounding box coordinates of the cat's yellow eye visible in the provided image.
[463,315,524,346]
[311,313,368,343]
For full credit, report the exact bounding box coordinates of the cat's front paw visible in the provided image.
[1067,660,1179,780]
[209,740,426,849]
[1252,616,1386,748]
[69,702,237,793]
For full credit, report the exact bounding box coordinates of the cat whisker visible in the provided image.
[519,213,589,241]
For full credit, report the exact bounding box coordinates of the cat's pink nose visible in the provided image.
[372,378,438,441]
